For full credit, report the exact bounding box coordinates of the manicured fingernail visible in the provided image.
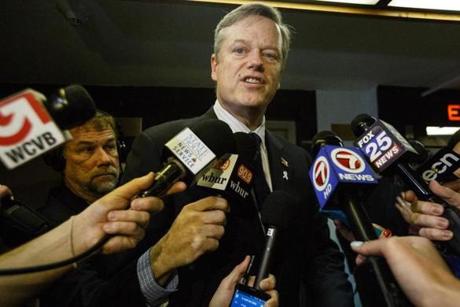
[350,241,364,249]
[444,231,453,239]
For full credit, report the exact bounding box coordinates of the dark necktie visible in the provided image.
[249,133,270,208]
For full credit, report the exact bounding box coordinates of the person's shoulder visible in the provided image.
[142,116,204,140]
[269,132,310,157]
[142,118,189,137]
[39,185,79,226]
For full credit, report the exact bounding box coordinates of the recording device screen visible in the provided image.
[230,284,269,307]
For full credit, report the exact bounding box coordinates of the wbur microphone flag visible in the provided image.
[196,154,253,201]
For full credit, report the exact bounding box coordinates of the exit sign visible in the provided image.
[448,105,460,121]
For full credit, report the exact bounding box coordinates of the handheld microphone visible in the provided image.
[0,85,96,244]
[254,190,297,290]
[0,195,50,246]
[142,119,236,197]
[417,147,460,183]
[195,132,255,203]
[309,131,379,241]
[45,85,96,130]
[407,139,431,168]
[309,130,409,307]
[0,85,96,169]
[351,114,460,255]
[233,132,259,162]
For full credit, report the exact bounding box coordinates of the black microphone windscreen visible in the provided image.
[350,113,376,137]
[261,191,298,229]
[233,132,258,162]
[447,129,460,150]
[311,130,343,156]
[408,139,430,165]
[45,84,96,130]
[186,119,235,158]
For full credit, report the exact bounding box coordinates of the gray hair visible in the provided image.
[213,3,292,68]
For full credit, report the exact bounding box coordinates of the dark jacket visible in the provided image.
[121,109,353,307]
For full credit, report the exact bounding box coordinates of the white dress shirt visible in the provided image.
[213,100,273,191]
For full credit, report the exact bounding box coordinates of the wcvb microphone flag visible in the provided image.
[0,89,66,169]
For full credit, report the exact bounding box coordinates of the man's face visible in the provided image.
[211,15,282,119]
[63,124,120,201]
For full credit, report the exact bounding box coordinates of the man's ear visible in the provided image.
[211,54,218,81]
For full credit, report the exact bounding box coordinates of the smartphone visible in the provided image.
[230,284,270,307]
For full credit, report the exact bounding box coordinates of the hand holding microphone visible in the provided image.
[351,236,460,307]
[141,119,236,198]
[396,180,460,242]
[351,113,460,254]
[0,85,97,245]
[210,255,279,307]
[309,130,409,307]
[149,196,229,286]
[214,191,293,307]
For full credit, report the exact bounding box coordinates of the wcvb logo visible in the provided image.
[0,89,65,170]
[312,156,330,191]
[331,148,365,173]
[0,91,50,146]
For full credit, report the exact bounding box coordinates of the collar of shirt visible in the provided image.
[213,100,266,147]
[213,100,273,191]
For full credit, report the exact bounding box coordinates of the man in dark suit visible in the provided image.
[122,3,352,306]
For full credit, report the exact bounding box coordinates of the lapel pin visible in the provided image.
[281,157,289,168]
[283,170,289,180]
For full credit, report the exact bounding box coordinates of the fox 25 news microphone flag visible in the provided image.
[0,89,66,169]
[353,117,417,173]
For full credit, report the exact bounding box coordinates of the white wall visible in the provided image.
[316,87,378,132]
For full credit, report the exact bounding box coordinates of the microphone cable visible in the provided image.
[0,233,110,275]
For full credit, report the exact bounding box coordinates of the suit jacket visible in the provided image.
[39,184,88,227]
[121,108,353,307]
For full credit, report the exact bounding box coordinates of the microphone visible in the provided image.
[309,130,409,307]
[195,132,255,203]
[0,85,95,244]
[407,139,431,169]
[309,131,379,241]
[351,114,460,255]
[0,195,50,247]
[0,85,96,169]
[233,132,259,163]
[417,146,460,183]
[254,190,297,290]
[142,119,236,197]
[45,85,96,130]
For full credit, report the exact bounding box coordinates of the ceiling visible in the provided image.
[1,0,460,92]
